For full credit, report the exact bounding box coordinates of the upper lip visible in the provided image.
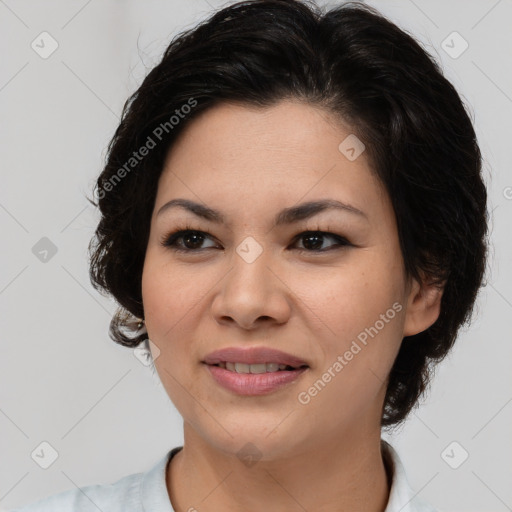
[203,347,309,368]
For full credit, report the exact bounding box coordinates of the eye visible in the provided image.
[160,228,219,252]
[160,227,351,253]
[291,231,351,252]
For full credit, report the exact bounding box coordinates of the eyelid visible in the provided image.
[158,225,220,249]
[159,225,352,253]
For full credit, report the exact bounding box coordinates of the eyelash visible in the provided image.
[159,224,352,254]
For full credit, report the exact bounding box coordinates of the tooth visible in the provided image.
[249,363,267,374]
[222,362,294,373]
[235,363,250,373]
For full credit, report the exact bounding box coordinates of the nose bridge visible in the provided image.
[212,236,290,328]
[228,235,274,302]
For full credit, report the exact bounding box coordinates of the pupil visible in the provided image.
[304,234,322,250]
[184,232,203,249]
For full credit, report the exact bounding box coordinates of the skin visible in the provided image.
[141,99,444,512]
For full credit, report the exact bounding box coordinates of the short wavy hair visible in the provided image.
[88,0,489,427]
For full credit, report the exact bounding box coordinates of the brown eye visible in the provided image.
[160,229,351,253]
[161,230,218,252]
[292,231,351,252]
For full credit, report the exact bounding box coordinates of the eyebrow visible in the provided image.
[156,198,367,225]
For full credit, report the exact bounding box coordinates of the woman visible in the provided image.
[12,0,488,510]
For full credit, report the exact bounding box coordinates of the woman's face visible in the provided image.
[142,99,425,458]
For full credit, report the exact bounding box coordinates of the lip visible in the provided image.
[204,364,308,396]
[202,346,309,368]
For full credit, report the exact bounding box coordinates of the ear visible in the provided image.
[403,274,445,337]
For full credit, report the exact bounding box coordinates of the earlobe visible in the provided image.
[403,275,445,337]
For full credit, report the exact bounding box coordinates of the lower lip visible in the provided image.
[204,364,308,396]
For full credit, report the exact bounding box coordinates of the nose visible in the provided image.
[210,248,292,331]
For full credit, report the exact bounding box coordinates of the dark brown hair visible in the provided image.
[88,0,489,427]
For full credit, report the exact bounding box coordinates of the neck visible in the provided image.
[166,422,390,512]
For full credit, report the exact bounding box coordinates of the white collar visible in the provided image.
[382,440,437,511]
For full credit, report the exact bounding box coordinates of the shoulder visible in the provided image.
[9,447,181,512]
[382,440,439,512]
[8,471,144,512]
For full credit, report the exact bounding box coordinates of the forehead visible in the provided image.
[154,100,390,227]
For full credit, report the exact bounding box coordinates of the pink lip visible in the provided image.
[204,364,308,396]
[202,346,309,367]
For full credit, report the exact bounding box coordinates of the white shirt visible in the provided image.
[10,441,437,511]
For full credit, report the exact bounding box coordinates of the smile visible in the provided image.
[211,362,306,373]
[204,363,309,395]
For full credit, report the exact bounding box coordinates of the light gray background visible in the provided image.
[1,0,511,510]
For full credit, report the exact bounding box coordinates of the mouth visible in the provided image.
[203,362,309,395]
[207,362,309,373]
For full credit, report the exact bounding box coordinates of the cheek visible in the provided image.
[297,257,402,335]
[296,270,405,421]
[294,252,406,378]
[141,255,206,334]
[141,259,206,410]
